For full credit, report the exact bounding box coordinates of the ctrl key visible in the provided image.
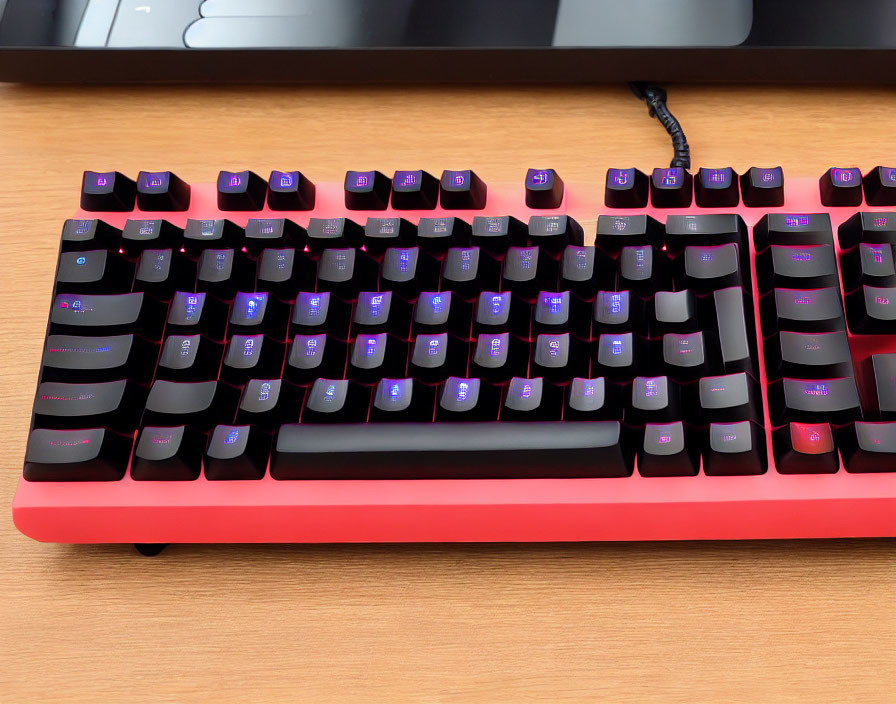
[24,428,131,482]
[703,421,767,476]
[131,426,203,481]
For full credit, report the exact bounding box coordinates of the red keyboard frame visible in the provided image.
[12,179,896,543]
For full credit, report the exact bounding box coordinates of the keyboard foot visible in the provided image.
[133,543,168,557]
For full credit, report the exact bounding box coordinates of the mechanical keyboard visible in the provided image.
[12,165,896,545]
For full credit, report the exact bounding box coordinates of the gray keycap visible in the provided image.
[859,243,896,278]
[644,421,685,456]
[58,250,107,283]
[439,377,481,413]
[632,376,669,412]
[709,421,755,453]
[504,247,539,282]
[476,291,512,327]
[240,379,282,415]
[412,333,448,369]
[654,290,695,324]
[568,377,606,413]
[685,243,739,280]
[198,249,234,282]
[771,244,837,280]
[535,291,570,326]
[224,335,264,369]
[318,248,355,283]
[774,287,843,324]
[108,0,200,47]
[258,248,295,282]
[207,425,250,460]
[534,333,569,368]
[597,332,633,368]
[779,331,852,371]
[146,380,217,414]
[714,287,751,367]
[873,354,896,412]
[292,292,331,327]
[374,378,414,413]
[663,332,705,368]
[595,290,630,325]
[561,246,595,282]
[289,335,327,370]
[382,247,419,283]
[352,334,388,369]
[699,373,749,409]
[136,249,173,283]
[306,379,349,414]
[415,292,452,327]
[474,333,510,368]
[135,426,185,462]
[619,245,653,281]
[863,286,896,321]
[443,247,480,283]
[354,291,393,326]
[505,377,544,413]
[159,334,201,370]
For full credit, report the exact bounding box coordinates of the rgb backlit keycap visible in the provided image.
[81,170,136,211]
[344,170,391,210]
[695,167,739,208]
[819,167,863,207]
[391,170,439,210]
[650,167,692,208]
[862,166,896,206]
[136,170,191,211]
[524,168,564,209]
[266,170,315,210]
[604,168,648,208]
[216,170,267,211]
[440,170,487,210]
[741,166,784,207]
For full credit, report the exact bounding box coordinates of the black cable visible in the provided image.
[629,83,691,170]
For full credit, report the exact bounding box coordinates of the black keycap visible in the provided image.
[501,377,563,421]
[470,332,527,383]
[316,248,378,299]
[196,248,254,299]
[42,333,157,384]
[255,247,316,300]
[681,244,741,292]
[369,378,437,422]
[156,334,224,382]
[348,333,407,382]
[698,372,761,424]
[595,214,663,252]
[565,377,624,421]
[527,215,584,254]
[531,332,587,381]
[34,380,143,431]
[773,422,838,474]
[284,334,348,385]
[236,379,304,428]
[408,333,468,383]
[533,290,590,337]
[436,376,501,422]
[502,246,557,298]
[382,247,439,297]
[769,377,861,424]
[661,331,715,380]
[289,292,351,338]
[524,168,564,209]
[604,167,649,208]
[23,428,132,482]
[364,217,416,254]
[136,170,191,211]
[651,290,698,335]
[413,291,472,338]
[754,213,834,251]
[766,331,853,380]
[845,285,896,334]
[204,425,270,480]
[841,243,896,291]
[638,421,699,477]
[740,166,784,207]
[217,169,267,211]
[474,291,529,337]
[306,217,364,253]
[244,218,305,256]
[471,216,527,254]
[862,166,896,206]
[131,425,203,481]
[183,218,244,256]
[628,375,680,424]
[839,422,896,473]
[703,421,767,475]
[271,420,634,479]
[762,287,845,334]
[417,217,472,254]
[694,167,739,208]
[757,244,839,292]
[167,291,229,339]
[439,170,487,210]
[81,170,136,212]
[391,170,439,210]
[134,248,196,299]
[873,354,896,418]
[560,246,613,298]
[594,290,640,332]
[143,380,239,430]
[713,287,754,374]
[61,219,120,252]
[650,167,692,208]
[229,291,289,338]
[267,170,315,211]
[352,291,412,337]
[619,245,670,293]
[221,334,285,385]
[301,378,370,423]
[593,332,642,380]
[50,292,166,339]
[441,247,500,298]
[344,170,391,210]
[121,218,183,256]
[819,167,863,207]
[663,214,748,253]
[56,249,134,294]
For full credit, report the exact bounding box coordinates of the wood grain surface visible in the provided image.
[1,83,894,703]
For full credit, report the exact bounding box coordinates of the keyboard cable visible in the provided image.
[629,83,691,169]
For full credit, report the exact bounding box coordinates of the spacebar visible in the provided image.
[271,422,633,479]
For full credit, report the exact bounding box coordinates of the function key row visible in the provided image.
[80,168,567,213]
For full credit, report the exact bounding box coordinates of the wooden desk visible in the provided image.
[1,83,894,703]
